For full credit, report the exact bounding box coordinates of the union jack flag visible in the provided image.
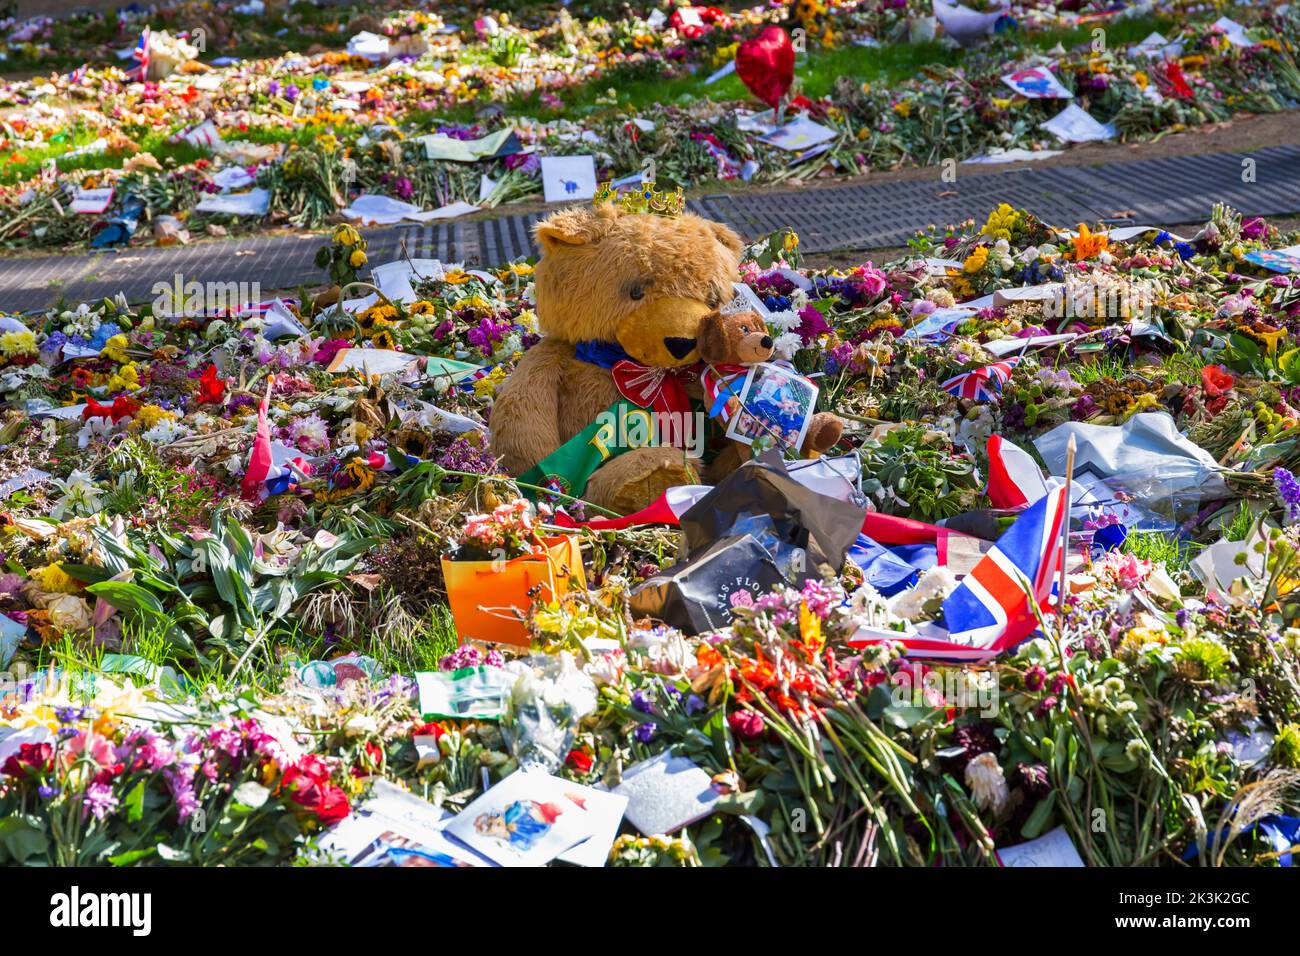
[941,356,1019,401]
[126,28,150,82]
[938,485,1067,654]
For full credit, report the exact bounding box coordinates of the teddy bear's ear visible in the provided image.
[707,220,744,258]
[534,205,616,254]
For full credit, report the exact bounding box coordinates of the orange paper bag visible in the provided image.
[442,534,585,647]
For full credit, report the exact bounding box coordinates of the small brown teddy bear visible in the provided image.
[696,309,844,484]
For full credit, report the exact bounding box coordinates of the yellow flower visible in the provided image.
[963,246,990,274]
[408,300,435,316]
[892,99,912,118]
[106,363,141,392]
[980,203,1019,242]
[0,329,37,358]
[131,404,176,431]
[472,365,509,398]
[100,333,130,363]
[29,563,79,594]
[332,224,361,247]
[349,249,368,268]
[370,329,396,350]
[783,231,800,253]
[991,97,1011,110]
[442,269,471,285]
[1133,71,1149,89]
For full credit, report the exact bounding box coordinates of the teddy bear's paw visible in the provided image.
[801,412,845,456]
[586,447,698,515]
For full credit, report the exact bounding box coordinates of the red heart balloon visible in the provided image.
[734,26,794,111]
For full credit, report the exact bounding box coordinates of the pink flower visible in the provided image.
[1100,551,1151,590]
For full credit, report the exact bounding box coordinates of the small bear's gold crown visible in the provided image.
[593,180,685,217]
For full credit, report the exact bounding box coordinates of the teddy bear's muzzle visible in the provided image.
[615,296,714,367]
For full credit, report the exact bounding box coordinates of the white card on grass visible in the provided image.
[997,826,1085,867]
[1040,104,1116,143]
[758,116,837,152]
[71,187,114,214]
[541,155,598,203]
[1001,64,1072,99]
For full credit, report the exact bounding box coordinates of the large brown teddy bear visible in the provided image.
[489,202,744,514]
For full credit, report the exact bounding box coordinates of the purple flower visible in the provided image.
[1242,217,1267,240]
[631,690,654,714]
[794,305,830,345]
[439,644,485,671]
[83,782,119,821]
[633,722,657,743]
[466,317,510,357]
[436,436,499,476]
[1274,468,1300,521]
[685,694,705,716]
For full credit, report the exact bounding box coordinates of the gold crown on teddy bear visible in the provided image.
[592,180,686,217]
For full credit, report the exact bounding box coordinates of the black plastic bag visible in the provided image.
[629,534,786,634]
[678,450,865,581]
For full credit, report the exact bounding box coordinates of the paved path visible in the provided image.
[3,143,1299,312]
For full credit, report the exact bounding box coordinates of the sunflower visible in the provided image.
[370,329,397,350]
[326,457,377,498]
[392,427,434,461]
[408,300,435,316]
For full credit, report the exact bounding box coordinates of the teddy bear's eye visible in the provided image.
[628,282,645,301]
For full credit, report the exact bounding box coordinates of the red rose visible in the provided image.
[411,722,444,740]
[1,742,52,780]
[565,748,594,774]
[728,710,766,740]
[291,780,350,825]
[1201,364,1235,399]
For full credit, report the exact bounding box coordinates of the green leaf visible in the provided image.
[85,580,165,617]
[109,846,158,866]
[124,779,146,824]
[1020,793,1056,840]
[0,816,48,865]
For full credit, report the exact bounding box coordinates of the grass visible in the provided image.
[0,10,1183,188]
[30,594,462,703]
[1124,530,1199,573]
[429,12,1178,125]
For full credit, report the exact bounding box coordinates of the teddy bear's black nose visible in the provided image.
[664,337,697,359]
[760,335,773,349]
